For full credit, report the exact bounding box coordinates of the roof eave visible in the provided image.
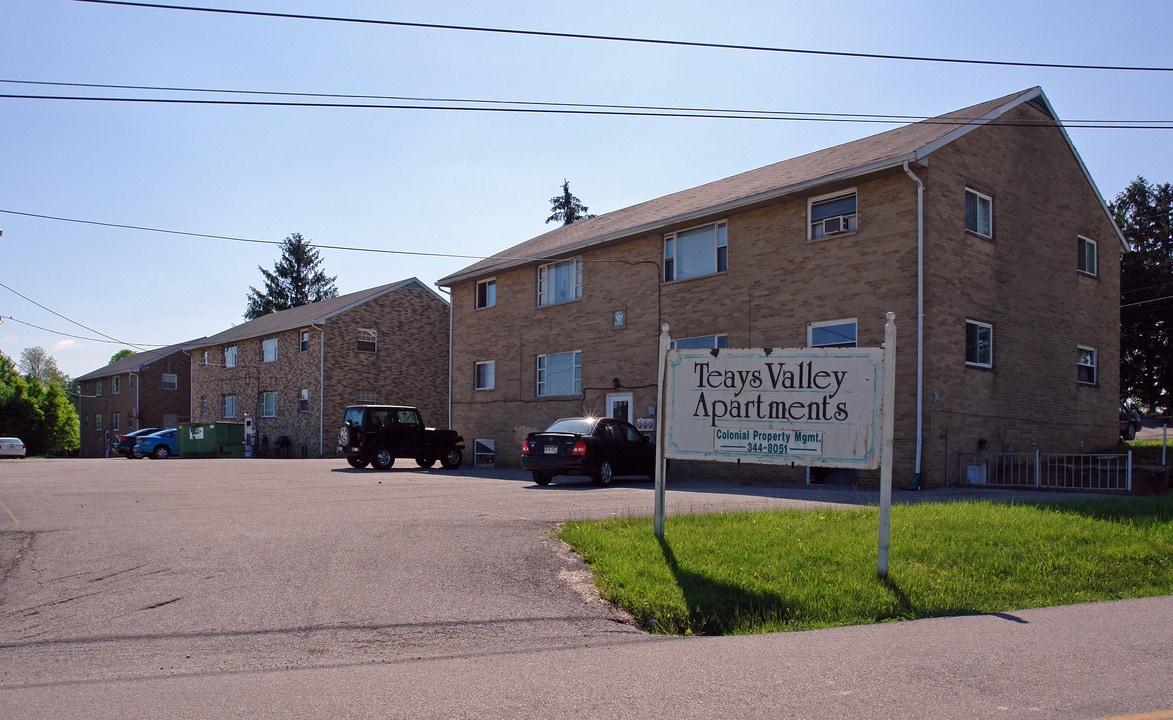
[438,153,924,287]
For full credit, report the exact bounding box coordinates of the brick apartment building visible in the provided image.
[74,342,195,458]
[184,278,450,458]
[438,87,1127,486]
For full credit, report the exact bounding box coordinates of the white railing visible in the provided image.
[959,450,1132,492]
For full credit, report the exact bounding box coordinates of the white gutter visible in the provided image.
[903,160,925,489]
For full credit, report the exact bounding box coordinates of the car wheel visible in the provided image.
[532,471,552,486]
[132,450,144,459]
[440,447,463,470]
[1123,424,1137,441]
[416,457,437,469]
[346,456,369,469]
[153,445,170,460]
[592,460,613,486]
[371,448,394,470]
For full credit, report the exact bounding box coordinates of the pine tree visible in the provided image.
[546,180,596,226]
[244,233,339,320]
[1114,177,1173,414]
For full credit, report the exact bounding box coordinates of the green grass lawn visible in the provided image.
[1127,435,1172,464]
[557,495,1173,635]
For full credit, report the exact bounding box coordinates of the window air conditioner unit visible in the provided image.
[822,216,844,235]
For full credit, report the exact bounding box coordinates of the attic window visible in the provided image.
[357,329,377,354]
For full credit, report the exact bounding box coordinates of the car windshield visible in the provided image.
[544,418,596,435]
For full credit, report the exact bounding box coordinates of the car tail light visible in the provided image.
[571,440,587,456]
[521,439,532,456]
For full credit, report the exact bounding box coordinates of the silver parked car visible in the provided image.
[0,437,27,458]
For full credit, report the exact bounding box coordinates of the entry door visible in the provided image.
[606,393,633,423]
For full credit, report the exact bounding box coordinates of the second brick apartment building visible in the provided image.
[185,278,450,458]
[438,87,1127,487]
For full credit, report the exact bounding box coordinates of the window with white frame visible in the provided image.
[95,413,103,431]
[261,391,278,418]
[225,345,238,368]
[671,335,729,350]
[1078,236,1098,276]
[224,394,237,419]
[357,329,377,354]
[112,376,120,394]
[965,320,993,368]
[474,361,495,391]
[262,337,277,363]
[965,188,993,238]
[809,319,858,348]
[299,388,310,412]
[664,222,727,282]
[1077,346,1097,385]
[162,373,178,390]
[808,191,857,240]
[111,412,120,431]
[95,379,102,396]
[476,279,496,309]
[300,330,310,352]
[356,389,377,404]
[201,350,209,367]
[536,351,581,397]
[537,259,582,306]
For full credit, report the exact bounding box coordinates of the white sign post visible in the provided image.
[653,314,896,575]
[877,313,897,578]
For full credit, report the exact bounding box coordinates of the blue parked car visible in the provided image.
[134,428,179,459]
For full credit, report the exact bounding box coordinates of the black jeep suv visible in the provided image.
[339,405,465,470]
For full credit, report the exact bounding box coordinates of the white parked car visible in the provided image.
[0,437,27,458]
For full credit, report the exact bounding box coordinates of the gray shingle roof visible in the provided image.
[183,277,443,350]
[75,340,200,382]
[438,87,1122,287]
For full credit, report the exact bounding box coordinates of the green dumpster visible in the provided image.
[177,422,245,458]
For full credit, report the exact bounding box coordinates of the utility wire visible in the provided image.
[70,0,1173,73]
[2,79,1169,128]
[3,93,1171,129]
[0,281,146,350]
[0,315,165,347]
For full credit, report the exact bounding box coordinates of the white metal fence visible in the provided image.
[959,451,1132,491]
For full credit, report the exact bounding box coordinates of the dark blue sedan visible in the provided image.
[521,417,654,486]
[133,428,179,459]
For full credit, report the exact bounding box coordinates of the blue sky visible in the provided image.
[2,0,1170,379]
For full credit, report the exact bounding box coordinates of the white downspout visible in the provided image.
[446,290,453,428]
[903,160,925,489]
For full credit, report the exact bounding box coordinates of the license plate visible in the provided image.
[544,445,559,455]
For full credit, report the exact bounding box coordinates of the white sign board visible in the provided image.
[662,347,884,469]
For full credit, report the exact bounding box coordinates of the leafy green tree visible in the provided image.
[0,353,42,448]
[109,348,135,364]
[546,180,596,226]
[244,233,338,320]
[1,351,80,455]
[1113,177,1173,414]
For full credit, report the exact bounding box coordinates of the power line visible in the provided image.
[3,93,1171,129]
[71,0,1173,73]
[0,315,165,347]
[0,209,490,260]
[3,79,1169,128]
[0,281,146,350]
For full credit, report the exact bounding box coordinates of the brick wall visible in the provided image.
[449,112,1121,487]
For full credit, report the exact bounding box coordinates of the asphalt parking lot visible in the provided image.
[1,458,1170,719]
